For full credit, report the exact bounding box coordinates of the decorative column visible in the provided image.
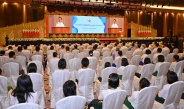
[151,13,154,28]
[137,11,140,24]
[23,4,27,23]
[173,13,178,35]
[163,13,167,37]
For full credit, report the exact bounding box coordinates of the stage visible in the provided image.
[9,37,165,45]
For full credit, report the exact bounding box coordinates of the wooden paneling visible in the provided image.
[153,12,164,37]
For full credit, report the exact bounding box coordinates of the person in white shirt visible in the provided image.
[153,48,164,64]
[111,19,118,28]
[169,55,179,71]
[117,58,129,76]
[56,17,65,27]
[141,49,152,62]
[153,55,165,76]
[128,78,151,108]
[157,71,178,100]
[9,74,38,106]
[132,44,142,56]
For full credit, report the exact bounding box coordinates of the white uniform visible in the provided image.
[111,23,118,28]
[56,22,65,27]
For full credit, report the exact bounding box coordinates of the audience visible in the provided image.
[169,55,179,71]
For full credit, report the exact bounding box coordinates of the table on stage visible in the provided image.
[108,28,122,33]
[52,27,70,33]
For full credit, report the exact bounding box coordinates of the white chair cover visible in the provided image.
[162,49,170,57]
[1,62,19,89]
[174,61,184,81]
[102,51,111,59]
[139,64,155,80]
[63,53,74,67]
[131,55,141,67]
[48,58,59,75]
[100,67,117,90]
[83,49,90,56]
[22,51,31,62]
[88,57,98,70]
[28,61,44,75]
[173,48,179,54]
[28,73,45,109]
[0,56,9,68]
[114,57,123,68]
[121,48,128,55]
[7,103,40,109]
[16,56,27,71]
[93,52,100,61]
[153,81,184,109]
[102,57,113,69]
[78,69,95,102]
[77,52,87,60]
[136,86,158,109]
[68,58,81,81]
[50,70,70,108]
[125,51,133,60]
[166,53,175,63]
[78,46,84,52]
[31,55,42,62]
[72,49,79,58]
[56,96,86,109]
[121,65,137,95]
[153,62,170,89]
[102,90,127,109]
[132,50,143,56]
[0,76,9,109]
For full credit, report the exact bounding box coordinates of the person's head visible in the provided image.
[74,44,78,49]
[145,49,151,55]
[50,46,54,50]
[137,44,141,48]
[157,55,165,62]
[0,50,5,56]
[93,44,98,50]
[81,58,89,68]
[24,45,27,50]
[8,46,13,50]
[118,51,122,56]
[63,80,76,97]
[35,46,40,52]
[108,73,119,89]
[58,58,66,69]
[9,51,16,58]
[144,58,151,65]
[173,55,179,62]
[113,19,116,23]
[122,42,125,46]
[167,71,178,84]
[105,62,111,68]
[104,43,107,47]
[121,58,129,66]
[155,42,159,47]
[89,50,93,56]
[0,68,2,75]
[27,63,37,73]
[139,78,150,90]
[17,46,22,52]
[12,74,34,103]
[157,48,162,53]
[53,52,58,57]
[58,17,62,22]
[61,44,65,49]
[66,46,70,51]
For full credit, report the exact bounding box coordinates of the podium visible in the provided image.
[108,28,122,33]
[52,27,70,33]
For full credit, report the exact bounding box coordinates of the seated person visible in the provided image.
[128,78,151,108]
[153,55,165,76]
[9,74,38,106]
[88,73,121,109]
[117,58,129,76]
[104,62,111,68]
[169,55,179,71]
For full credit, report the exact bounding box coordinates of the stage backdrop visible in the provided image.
[46,14,125,36]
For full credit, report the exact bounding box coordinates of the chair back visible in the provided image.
[166,53,175,63]
[7,103,40,109]
[16,55,26,69]
[0,56,9,68]
[102,57,113,69]
[77,52,87,60]
[102,90,127,109]
[173,48,179,54]
[72,49,79,58]
[140,64,155,81]
[56,96,86,109]
[68,58,81,81]
[88,57,98,70]
[102,51,111,59]
[174,61,184,80]
[131,55,141,66]
[101,67,117,90]
[125,51,133,60]
[31,55,42,62]
[0,76,8,96]
[28,73,43,92]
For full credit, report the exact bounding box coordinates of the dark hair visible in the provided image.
[158,55,165,62]
[24,45,27,50]
[137,44,141,48]
[157,48,162,53]
[58,58,66,69]
[139,78,150,89]
[8,46,13,50]
[144,58,151,65]
[108,73,119,89]
[53,52,58,57]
[61,45,65,49]
[121,58,129,66]
[105,62,111,68]
[118,51,122,56]
[66,46,70,51]
[35,46,40,51]
[167,71,178,84]
[93,44,98,50]
[9,51,15,58]
[155,42,159,47]
[89,50,93,56]
[27,63,37,73]
[145,49,151,54]
[122,42,125,46]
[63,80,76,97]
[0,68,2,75]
[50,46,54,50]
[0,50,5,56]
[12,75,34,103]
[81,58,89,68]
[17,46,22,52]
[173,55,179,62]
[104,43,107,47]
[74,45,78,49]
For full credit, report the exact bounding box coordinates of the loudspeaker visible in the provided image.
[127,29,131,38]
[32,9,38,21]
